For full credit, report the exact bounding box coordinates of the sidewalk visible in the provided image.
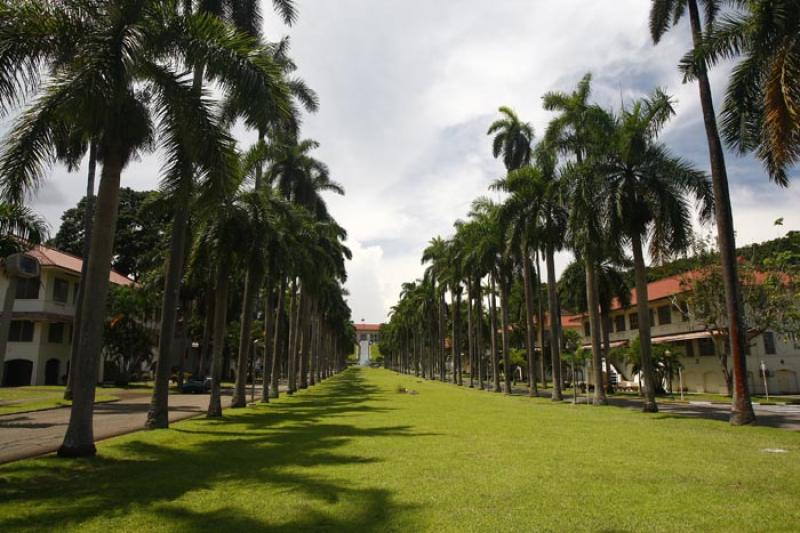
[0,392,234,464]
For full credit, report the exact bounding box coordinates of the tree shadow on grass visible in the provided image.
[0,368,427,531]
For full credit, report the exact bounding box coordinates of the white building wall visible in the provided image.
[579,297,800,395]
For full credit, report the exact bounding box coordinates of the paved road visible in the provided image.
[0,392,234,464]
[520,386,800,430]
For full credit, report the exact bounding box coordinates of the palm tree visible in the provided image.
[534,144,569,401]
[494,167,545,396]
[544,73,614,406]
[190,188,252,417]
[650,0,756,425]
[487,107,534,395]
[0,203,48,386]
[422,236,449,381]
[683,0,800,186]
[145,0,295,428]
[0,0,291,455]
[487,106,535,171]
[602,89,713,412]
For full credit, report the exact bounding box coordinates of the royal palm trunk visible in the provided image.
[489,274,501,393]
[269,278,286,398]
[631,231,658,412]
[232,260,263,407]
[499,274,512,395]
[584,251,607,406]
[64,141,96,401]
[546,246,561,400]
[59,147,124,457]
[261,287,274,403]
[207,260,231,418]
[522,251,537,396]
[686,0,754,425]
[146,188,189,428]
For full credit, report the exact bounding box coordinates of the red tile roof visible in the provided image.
[28,245,133,286]
[355,323,382,332]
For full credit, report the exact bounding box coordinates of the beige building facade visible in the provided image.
[568,274,800,395]
[1,246,132,387]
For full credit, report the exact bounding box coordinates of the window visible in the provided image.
[15,277,40,299]
[53,278,69,303]
[9,320,34,342]
[73,282,79,303]
[48,323,65,343]
[699,338,715,356]
[657,306,672,326]
[649,308,655,326]
[583,321,590,337]
[614,314,626,332]
[629,313,638,330]
[359,334,367,341]
[763,331,777,355]
[684,340,695,358]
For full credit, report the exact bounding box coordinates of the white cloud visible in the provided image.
[7,0,797,325]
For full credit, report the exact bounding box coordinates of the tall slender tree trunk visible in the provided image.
[146,185,189,428]
[64,141,96,401]
[466,279,475,388]
[522,250,537,396]
[476,282,485,390]
[269,277,286,398]
[489,274,501,392]
[298,296,311,389]
[58,147,124,457]
[499,274,512,395]
[261,285,274,403]
[438,290,446,381]
[631,232,658,412]
[453,286,462,386]
[584,252,607,406]
[207,261,231,418]
[546,246,561,400]
[198,292,213,377]
[286,281,298,394]
[232,262,263,407]
[686,0,754,425]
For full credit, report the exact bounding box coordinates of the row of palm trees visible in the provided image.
[382,0,798,426]
[0,0,355,457]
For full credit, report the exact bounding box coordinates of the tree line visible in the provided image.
[380,0,799,426]
[0,0,355,458]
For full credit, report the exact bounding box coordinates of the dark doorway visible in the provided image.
[44,358,60,385]
[2,359,33,387]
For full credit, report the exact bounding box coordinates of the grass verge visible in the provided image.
[0,367,798,532]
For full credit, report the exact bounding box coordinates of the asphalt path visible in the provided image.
[0,391,235,464]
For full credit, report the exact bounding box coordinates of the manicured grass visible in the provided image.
[0,386,121,415]
[1,367,798,532]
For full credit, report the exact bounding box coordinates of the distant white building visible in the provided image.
[1,245,133,386]
[354,323,381,366]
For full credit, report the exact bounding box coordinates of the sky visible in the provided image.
[18,0,800,325]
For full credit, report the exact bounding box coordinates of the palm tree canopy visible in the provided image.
[487,106,535,171]
[602,89,713,262]
[680,0,800,186]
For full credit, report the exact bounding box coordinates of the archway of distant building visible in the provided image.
[2,359,33,387]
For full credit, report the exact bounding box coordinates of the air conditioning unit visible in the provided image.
[5,253,41,279]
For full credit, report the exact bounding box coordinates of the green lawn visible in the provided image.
[0,386,122,415]
[1,368,798,532]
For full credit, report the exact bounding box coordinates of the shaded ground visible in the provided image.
[0,368,798,532]
[0,391,232,464]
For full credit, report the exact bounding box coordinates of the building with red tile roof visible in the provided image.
[1,245,133,387]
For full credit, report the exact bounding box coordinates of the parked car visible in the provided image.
[181,377,211,394]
